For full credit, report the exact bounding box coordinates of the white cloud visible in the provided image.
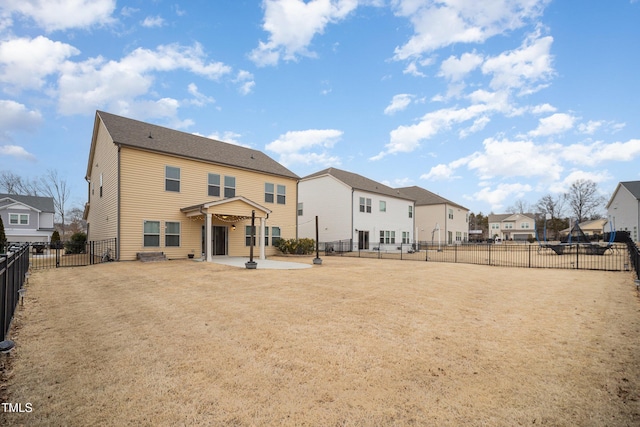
[438,51,484,81]
[470,182,533,211]
[481,29,555,94]
[0,100,43,141]
[141,15,165,28]
[466,137,563,180]
[0,36,80,91]
[577,120,603,135]
[0,145,36,161]
[530,103,556,114]
[392,0,550,60]
[207,131,249,147]
[561,139,640,167]
[547,170,612,194]
[266,129,342,167]
[459,116,490,138]
[403,61,426,77]
[384,94,413,115]
[234,70,255,95]
[57,43,232,115]
[250,0,359,66]
[1,0,116,32]
[372,98,507,160]
[420,164,458,181]
[527,113,575,137]
[187,83,215,107]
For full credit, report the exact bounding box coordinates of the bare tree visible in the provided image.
[506,199,531,214]
[0,171,40,195]
[39,170,70,238]
[535,194,568,240]
[566,179,606,223]
[66,206,87,235]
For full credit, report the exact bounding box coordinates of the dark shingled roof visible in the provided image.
[621,181,640,200]
[0,193,55,213]
[302,167,414,200]
[396,186,468,210]
[96,111,299,179]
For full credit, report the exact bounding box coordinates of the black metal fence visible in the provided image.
[10,238,117,270]
[324,239,634,273]
[618,231,640,280]
[1,243,30,341]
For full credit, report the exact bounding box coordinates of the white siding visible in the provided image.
[608,185,640,242]
[298,176,352,242]
[352,190,413,248]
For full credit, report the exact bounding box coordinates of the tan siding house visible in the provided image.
[397,186,470,245]
[84,111,299,261]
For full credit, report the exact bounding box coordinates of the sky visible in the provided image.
[1,0,639,216]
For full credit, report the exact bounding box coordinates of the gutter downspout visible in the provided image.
[117,146,121,260]
[351,189,355,250]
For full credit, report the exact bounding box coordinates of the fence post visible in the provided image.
[528,245,531,268]
[488,242,491,266]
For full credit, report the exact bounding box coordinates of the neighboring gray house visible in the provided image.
[0,194,55,242]
[606,181,640,243]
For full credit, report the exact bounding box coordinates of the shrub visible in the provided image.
[50,230,63,249]
[65,232,87,254]
[275,238,316,255]
[0,216,5,253]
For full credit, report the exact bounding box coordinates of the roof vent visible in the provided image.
[148,132,153,139]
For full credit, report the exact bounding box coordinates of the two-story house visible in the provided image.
[397,186,470,245]
[0,194,55,243]
[606,181,640,243]
[84,111,299,261]
[297,168,415,250]
[488,213,536,241]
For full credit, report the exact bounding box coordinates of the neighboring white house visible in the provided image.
[397,186,470,245]
[0,194,55,242]
[606,181,640,243]
[298,168,415,250]
[488,213,536,241]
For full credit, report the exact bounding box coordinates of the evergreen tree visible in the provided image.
[0,216,6,253]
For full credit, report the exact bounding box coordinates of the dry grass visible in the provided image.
[2,257,640,426]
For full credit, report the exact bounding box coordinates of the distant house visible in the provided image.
[606,181,640,242]
[298,168,415,250]
[84,111,299,261]
[397,186,470,245]
[560,219,608,238]
[488,213,536,241]
[0,194,55,242]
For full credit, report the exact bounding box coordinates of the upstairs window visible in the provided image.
[208,173,220,197]
[165,166,180,192]
[277,185,286,204]
[10,214,29,225]
[265,183,274,203]
[448,208,453,219]
[297,203,303,216]
[224,176,236,198]
[408,206,413,218]
[380,201,386,212]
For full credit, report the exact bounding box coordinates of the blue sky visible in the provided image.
[1,0,639,215]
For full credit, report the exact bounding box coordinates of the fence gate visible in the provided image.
[25,238,117,270]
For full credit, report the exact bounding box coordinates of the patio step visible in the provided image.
[137,252,167,262]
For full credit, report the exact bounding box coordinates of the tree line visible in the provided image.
[469,179,608,241]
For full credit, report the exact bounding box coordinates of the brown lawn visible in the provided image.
[2,257,640,426]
